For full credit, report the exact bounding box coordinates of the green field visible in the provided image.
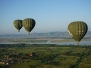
[0,44,91,68]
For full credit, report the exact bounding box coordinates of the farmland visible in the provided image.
[0,44,91,68]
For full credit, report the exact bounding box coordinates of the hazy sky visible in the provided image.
[0,0,91,34]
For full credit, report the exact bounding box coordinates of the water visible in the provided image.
[56,41,91,45]
[0,41,91,45]
[29,41,91,45]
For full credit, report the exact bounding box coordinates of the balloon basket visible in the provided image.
[77,42,79,46]
[28,32,30,35]
[18,30,20,32]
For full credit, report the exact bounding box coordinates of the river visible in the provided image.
[0,41,91,45]
[30,41,91,45]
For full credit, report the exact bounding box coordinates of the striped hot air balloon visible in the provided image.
[68,21,88,45]
[22,18,36,35]
[13,20,23,32]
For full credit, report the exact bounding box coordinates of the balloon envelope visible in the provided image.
[68,21,88,43]
[22,18,36,35]
[13,20,22,32]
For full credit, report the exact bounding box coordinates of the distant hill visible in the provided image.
[0,31,91,38]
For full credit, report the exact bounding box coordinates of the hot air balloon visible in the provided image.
[22,18,36,35]
[13,20,22,32]
[68,21,88,45]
